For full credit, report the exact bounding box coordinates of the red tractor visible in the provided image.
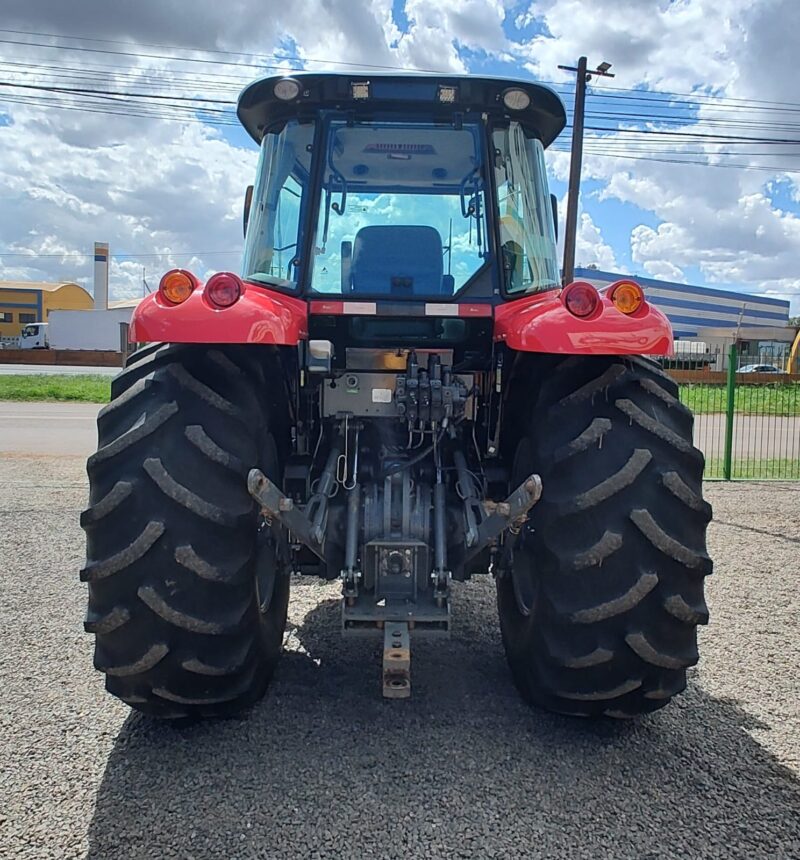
[81,73,711,719]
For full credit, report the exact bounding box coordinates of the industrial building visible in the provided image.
[0,280,93,339]
[577,267,795,367]
[576,268,791,337]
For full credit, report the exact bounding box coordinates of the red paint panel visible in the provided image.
[130,281,308,345]
[309,300,344,315]
[458,303,493,318]
[308,301,381,315]
[493,287,672,355]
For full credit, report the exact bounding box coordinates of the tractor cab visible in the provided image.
[92,74,703,720]
[238,73,565,303]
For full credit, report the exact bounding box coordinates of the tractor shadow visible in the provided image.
[86,585,800,859]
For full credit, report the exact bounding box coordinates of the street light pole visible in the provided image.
[558,57,614,285]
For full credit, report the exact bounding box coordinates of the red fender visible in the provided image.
[130,281,308,345]
[494,284,672,355]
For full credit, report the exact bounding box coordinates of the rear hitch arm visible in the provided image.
[248,469,327,561]
[451,473,543,569]
[248,432,344,562]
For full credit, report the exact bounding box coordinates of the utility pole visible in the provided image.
[558,57,614,285]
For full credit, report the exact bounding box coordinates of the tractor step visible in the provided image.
[382,622,411,699]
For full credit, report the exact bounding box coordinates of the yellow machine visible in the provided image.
[787,327,800,374]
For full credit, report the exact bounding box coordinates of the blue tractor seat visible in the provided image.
[348,225,448,295]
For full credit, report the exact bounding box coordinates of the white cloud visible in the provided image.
[531,0,800,312]
[513,0,741,92]
[611,166,800,305]
[0,103,255,298]
[0,0,799,315]
[405,0,507,53]
[575,211,618,271]
[641,260,687,283]
[0,0,501,298]
[556,191,618,272]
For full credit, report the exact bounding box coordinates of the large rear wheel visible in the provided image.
[81,344,290,719]
[498,355,712,718]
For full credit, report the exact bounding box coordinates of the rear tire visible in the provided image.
[81,344,290,719]
[498,355,712,718]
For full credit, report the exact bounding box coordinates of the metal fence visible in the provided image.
[667,345,800,480]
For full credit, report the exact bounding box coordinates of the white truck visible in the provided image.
[18,308,134,351]
[19,322,49,349]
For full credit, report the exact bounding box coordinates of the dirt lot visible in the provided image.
[1,454,798,859]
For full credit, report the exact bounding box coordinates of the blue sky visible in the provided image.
[0,0,798,314]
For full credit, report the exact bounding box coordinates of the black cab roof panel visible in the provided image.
[237,72,566,147]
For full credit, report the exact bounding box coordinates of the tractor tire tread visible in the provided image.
[82,344,289,719]
[498,355,711,717]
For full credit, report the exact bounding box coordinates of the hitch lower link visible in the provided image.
[247,467,543,700]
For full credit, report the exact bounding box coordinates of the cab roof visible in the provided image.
[237,72,566,147]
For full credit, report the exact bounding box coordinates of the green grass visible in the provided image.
[680,383,800,416]
[0,374,796,479]
[703,458,800,480]
[0,374,112,403]
[0,375,796,416]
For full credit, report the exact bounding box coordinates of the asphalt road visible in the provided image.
[0,401,99,456]
[694,413,800,459]
[0,363,120,376]
[2,400,797,465]
[1,450,798,858]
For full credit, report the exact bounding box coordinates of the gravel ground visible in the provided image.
[1,455,798,859]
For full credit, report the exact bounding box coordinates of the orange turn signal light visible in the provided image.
[159,269,197,305]
[608,280,644,315]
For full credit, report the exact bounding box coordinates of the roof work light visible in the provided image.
[502,88,531,111]
[273,78,301,101]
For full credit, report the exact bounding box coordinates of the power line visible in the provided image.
[5,68,800,150]
[3,96,798,172]
[7,27,800,118]
[11,25,800,116]
[4,32,800,137]
[0,34,449,78]
[16,80,796,141]
[0,80,232,105]
[0,36,313,74]
[2,29,800,177]
[550,146,800,174]
[583,125,800,145]
[593,80,800,112]
[0,250,240,259]
[0,93,240,126]
[0,57,254,93]
[0,27,448,74]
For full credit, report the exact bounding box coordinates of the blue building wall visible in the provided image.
[576,268,791,339]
